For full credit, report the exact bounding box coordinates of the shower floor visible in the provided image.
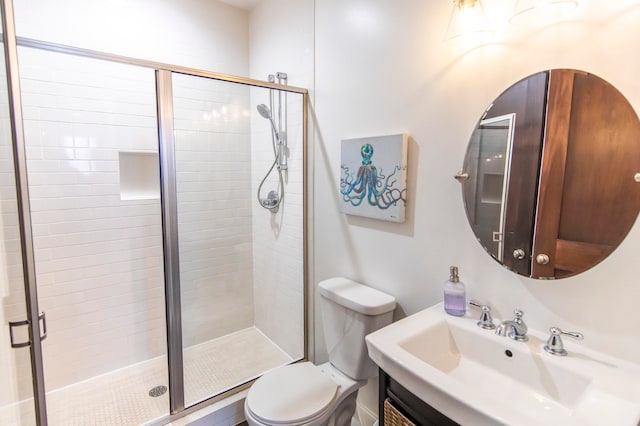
[3,327,292,426]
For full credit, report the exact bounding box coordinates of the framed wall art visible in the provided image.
[339,133,408,223]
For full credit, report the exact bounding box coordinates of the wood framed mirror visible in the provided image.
[460,69,640,279]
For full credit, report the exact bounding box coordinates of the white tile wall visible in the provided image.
[248,0,314,364]
[14,46,266,392]
[172,74,255,346]
[19,47,167,391]
[250,89,305,359]
[11,45,287,395]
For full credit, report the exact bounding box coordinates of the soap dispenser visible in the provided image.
[444,266,466,316]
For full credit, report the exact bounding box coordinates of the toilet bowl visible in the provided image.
[244,278,396,426]
[244,362,365,426]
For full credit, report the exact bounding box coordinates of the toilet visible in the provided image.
[244,277,396,426]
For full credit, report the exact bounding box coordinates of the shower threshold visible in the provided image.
[3,327,292,426]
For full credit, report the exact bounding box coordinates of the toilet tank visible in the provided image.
[318,277,396,380]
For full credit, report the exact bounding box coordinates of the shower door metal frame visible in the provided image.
[0,0,310,421]
[156,69,186,414]
[154,69,310,419]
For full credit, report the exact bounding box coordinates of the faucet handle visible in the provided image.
[512,309,527,327]
[468,300,496,330]
[544,326,584,356]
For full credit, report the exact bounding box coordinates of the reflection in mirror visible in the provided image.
[461,69,640,279]
[463,114,515,262]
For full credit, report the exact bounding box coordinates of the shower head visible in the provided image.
[257,103,281,145]
[257,104,272,120]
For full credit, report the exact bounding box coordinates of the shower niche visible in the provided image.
[118,151,161,200]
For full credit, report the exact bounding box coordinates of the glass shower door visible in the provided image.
[0,8,37,423]
[0,122,37,426]
[171,73,305,407]
[18,47,169,426]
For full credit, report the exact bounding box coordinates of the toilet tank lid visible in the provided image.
[318,277,396,315]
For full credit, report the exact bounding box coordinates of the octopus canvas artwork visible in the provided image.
[339,134,408,222]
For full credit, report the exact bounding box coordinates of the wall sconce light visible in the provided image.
[445,0,493,41]
[511,0,579,23]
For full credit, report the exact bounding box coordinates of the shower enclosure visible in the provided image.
[0,2,308,425]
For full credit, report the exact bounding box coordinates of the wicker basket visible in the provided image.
[383,398,416,426]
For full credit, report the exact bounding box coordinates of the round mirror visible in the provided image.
[460,69,640,279]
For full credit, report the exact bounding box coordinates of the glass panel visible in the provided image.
[18,47,169,425]
[466,114,515,262]
[250,81,305,363]
[172,73,304,406]
[0,11,37,425]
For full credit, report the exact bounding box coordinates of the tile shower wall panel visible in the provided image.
[172,74,255,347]
[18,48,167,390]
[251,89,305,359]
[248,0,313,363]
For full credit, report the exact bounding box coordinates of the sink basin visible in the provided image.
[366,303,640,426]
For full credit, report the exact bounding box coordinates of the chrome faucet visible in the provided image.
[495,309,528,342]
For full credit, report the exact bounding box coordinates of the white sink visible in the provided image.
[366,303,640,426]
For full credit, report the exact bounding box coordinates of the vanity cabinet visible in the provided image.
[378,369,459,426]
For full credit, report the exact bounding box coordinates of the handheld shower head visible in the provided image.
[257,103,281,146]
[257,104,272,120]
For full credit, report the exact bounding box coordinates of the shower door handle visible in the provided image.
[9,312,47,348]
[39,312,48,342]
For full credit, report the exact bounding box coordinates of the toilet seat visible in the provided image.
[246,362,339,425]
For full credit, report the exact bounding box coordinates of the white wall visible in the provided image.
[249,0,315,88]
[13,0,250,74]
[312,0,640,420]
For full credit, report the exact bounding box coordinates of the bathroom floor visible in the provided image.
[2,327,292,426]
